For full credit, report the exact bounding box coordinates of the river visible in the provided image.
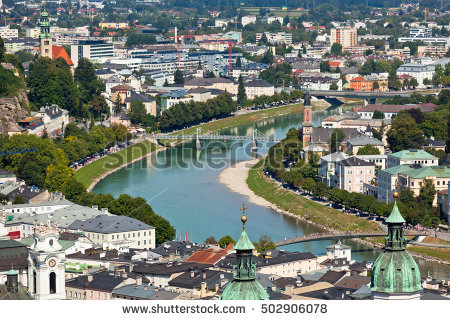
[93,105,450,279]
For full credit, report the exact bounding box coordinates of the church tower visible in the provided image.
[28,221,66,300]
[221,205,269,300]
[370,191,422,300]
[39,10,53,58]
[302,87,313,148]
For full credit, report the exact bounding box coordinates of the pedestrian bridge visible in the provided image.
[154,128,281,149]
[310,89,439,99]
[154,134,282,143]
[274,230,428,247]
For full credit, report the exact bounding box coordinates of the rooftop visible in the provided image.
[68,215,154,234]
[389,149,438,160]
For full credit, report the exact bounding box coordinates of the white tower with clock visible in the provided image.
[28,221,66,300]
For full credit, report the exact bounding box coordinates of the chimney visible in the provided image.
[285,284,294,295]
[220,273,224,279]
[122,272,128,279]
[190,271,195,278]
[136,276,142,286]
[202,270,207,279]
[144,285,148,290]
[87,274,93,282]
[200,282,207,298]
[129,265,133,272]
[92,205,98,210]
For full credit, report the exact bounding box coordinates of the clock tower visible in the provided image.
[28,221,66,300]
[302,87,313,148]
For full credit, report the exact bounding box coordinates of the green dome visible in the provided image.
[221,279,269,300]
[370,250,422,293]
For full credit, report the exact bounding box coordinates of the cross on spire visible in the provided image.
[240,203,248,225]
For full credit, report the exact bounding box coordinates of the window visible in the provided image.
[411,182,414,187]
[437,181,440,186]
[144,240,146,245]
[90,291,93,298]
[138,241,140,246]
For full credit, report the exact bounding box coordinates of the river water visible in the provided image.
[93,106,450,279]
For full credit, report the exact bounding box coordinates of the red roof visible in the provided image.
[52,46,73,66]
[351,76,365,81]
[329,61,341,67]
[185,244,232,264]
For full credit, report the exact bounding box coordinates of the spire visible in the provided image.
[234,204,255,251]
[384,191,406,251]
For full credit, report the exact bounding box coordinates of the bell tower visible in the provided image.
[302,87,313,148]
[39,10,53,58]
[28,221,66,300]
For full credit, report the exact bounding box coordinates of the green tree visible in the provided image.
[313,182,330,200]
[74,57,104,104]
[372,110,385,119]
[330,43,343,55]
[373,81,380,91]
[218,235,236,248]
[91,94,108,119]
[253,235,276,252]
[320,61,331,72]
[174,69,184,84]
[27,57,80,113]
[114,95,123,115]
[330,83,338,91]
[409,78,418,88]
[388,70,401,91]
[205,236,218,244]
[302,177,316,195]
[0,36,5,62]
[12,195,25,205]
[329,128,345,152]
[144,76,156,86]
[128,100,147,124]
[418,178,436,209]
[387,112,425,152]
[357,144,381,155]
[236,56,242,68]
[261,49,274,64]
[237,75,247,106]
[63,177,86,202]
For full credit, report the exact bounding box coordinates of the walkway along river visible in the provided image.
[93,105,450,279]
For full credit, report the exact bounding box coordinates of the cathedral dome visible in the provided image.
[370,250,422,293]
[220,278,269,300]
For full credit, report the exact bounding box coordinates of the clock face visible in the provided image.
[48,259,56,268]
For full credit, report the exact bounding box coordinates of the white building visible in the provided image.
[318,152,349,186]
[256,32,292,45]
[0,26,19,39]
[68,215,156,250]
[410,27,432,38]
[331,27,357,47]
[396,63,435,87]
[241,15,256,27]
[244,79,275,100]
[71,40,114,67]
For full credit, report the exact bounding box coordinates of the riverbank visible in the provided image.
[75,140,160,191]
[219,158,450,264]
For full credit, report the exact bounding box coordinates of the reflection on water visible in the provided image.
[94,105,450,279]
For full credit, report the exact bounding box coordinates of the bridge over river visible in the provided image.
[154,128,281,149]
[274,230,428,247]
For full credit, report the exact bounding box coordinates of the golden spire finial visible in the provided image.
[240,203,248,225]
[393,179,399,199]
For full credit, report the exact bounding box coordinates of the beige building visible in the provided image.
[68,215,156,250]
[244,79,275,100]
[335,156,375,193]
[99,22,129,29]
[331,27,357,47]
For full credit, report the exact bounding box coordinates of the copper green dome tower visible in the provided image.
[220,205,269,300]
[370,191,422,300]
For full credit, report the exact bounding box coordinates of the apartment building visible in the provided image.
[161,89,193,112]
[334,157,375,193]
[255,32,293,45]
[241,15,256,26]
[330,27,357,47]
[244,79,275,99]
